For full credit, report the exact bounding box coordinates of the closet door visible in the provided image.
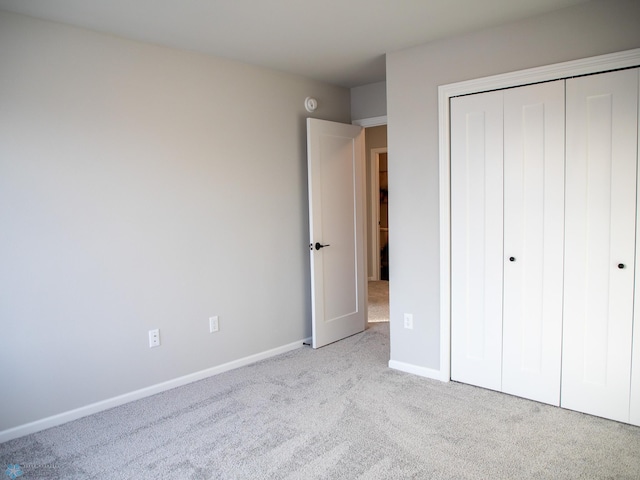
[450,91,504,391]
[632,69,640,428]
[562,68,639,423]
[502,80,565,406]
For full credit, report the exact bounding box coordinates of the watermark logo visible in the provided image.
[4,465,23,479]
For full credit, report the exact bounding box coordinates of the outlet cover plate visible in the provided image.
[149,329,160,348]
[403,313,413,330]
[209,316,219,333]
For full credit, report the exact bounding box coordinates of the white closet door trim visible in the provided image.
[438,48,640,382]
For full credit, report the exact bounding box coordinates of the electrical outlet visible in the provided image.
[209,316,219,333]
[404,313,414,330]
[148,329,160,348]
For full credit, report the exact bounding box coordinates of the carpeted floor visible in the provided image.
[2,322,640,479]
[367,280,389,323]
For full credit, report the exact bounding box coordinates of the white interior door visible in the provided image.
[307,118,366,349]
[562,68,639,423]
[450,91,504,391]
[501,80,565,406]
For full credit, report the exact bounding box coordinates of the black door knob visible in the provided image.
[509,257,516,262]
[315,242,331,250]
[618,263,625,269]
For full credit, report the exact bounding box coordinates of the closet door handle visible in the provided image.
[618,263,625,269]
[509,257,516,262]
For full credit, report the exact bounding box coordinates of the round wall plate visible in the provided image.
[305,97,318,112]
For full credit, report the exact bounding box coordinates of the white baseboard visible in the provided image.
[0,338,310,444]
[388,360,450,382]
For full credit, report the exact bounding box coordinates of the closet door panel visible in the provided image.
[502,81,565,406]
[562,68,639,423]
[632,68,640,428]
[450,91,504,391]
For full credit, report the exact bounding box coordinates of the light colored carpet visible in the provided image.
[2,323,640,479]
[368,280,389,323]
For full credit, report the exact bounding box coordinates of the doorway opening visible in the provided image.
[365,125,389,323]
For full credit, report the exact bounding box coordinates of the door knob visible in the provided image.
[315,242,330,250]
[618,263,625,269]
[509,257,516,262]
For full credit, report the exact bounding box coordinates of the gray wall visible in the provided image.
[0,11,350,432]
[386,0,640,371]
[351,81,387,121]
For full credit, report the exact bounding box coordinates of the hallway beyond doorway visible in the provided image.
[368,280,389,322]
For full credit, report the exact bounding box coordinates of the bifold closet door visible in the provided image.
[450,91,504,391]
[562,68,639,423]
[451,82,565,401]
[501,81,565,406]
[633,69,640,427]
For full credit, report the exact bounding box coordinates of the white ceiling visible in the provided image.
[0,0,592,87]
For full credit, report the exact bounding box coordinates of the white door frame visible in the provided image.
[352,116,387,128]
[437,48,640,383]
[369,147,388,281]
